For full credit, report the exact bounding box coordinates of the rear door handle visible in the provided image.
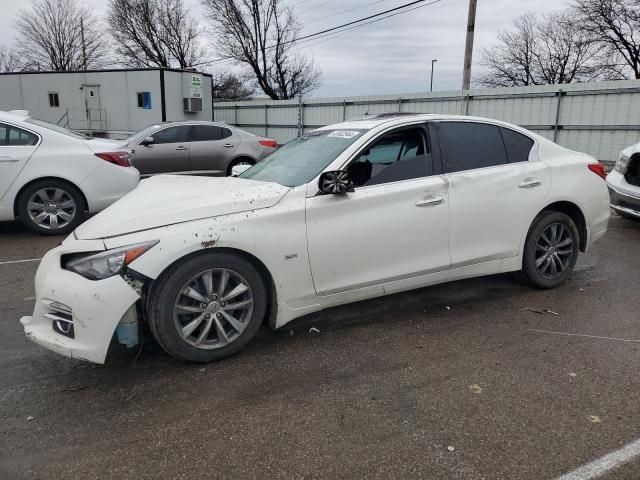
[223,143,235,148]
[0,156,18,162]
[176,146,188,151]
[519,179,542,189]
[416,196,444,207]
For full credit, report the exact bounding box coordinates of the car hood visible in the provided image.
[622,142,640,157]
[74,175,291,239]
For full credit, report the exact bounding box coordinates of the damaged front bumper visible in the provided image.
[20,241,141,364]
[607,172,640,219]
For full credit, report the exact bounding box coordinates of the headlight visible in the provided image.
[64,241,158,280]
[615,153,630,174]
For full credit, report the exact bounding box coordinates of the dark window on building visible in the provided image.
[48,93,60,107]
[348,127,431,187]
[137,92,152,109]
[437,122,508,173]
[149,125,190,144]
[501,127,534,163]
[0,123,38,146]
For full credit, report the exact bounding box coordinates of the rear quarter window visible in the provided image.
[501,128,534,163]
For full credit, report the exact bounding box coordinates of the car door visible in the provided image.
[305,124,451,295]
[435,121,551,267]
[188,125,238,175]
[0,122,39,200]
[132,125,191,175]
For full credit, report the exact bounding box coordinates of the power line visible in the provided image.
[193,0,445,67]
[306,0,389,25]
[298,0,338,15]
[295,0,444,49]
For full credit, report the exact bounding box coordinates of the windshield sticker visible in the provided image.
[328,130,361,139]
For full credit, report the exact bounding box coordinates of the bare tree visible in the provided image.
[478,11,610,87]
[201,0,320,100]
[211,72,254,100]
[15,0,105,71]
[107,0,202,69]
[0,46,23,72]
[573,0,640,79]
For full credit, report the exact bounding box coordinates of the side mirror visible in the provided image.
[231,164,252,177]
[141,136,154,146]
[318,170,354,195]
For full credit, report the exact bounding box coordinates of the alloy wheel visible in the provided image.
[173,268,254,350]
[534,223,574,279]
[27,188,77,230]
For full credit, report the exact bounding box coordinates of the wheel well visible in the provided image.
[148,247,278,329]
[539,201,587,252]
[13,177,89,218]
[227,156,256,175]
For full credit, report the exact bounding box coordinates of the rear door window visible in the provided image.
[191,125,223,142]
[501,128,534,163]
[437,122,508,173]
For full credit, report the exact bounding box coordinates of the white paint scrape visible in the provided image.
[556,438,640,480]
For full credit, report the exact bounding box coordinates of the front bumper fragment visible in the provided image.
[608,184,640,219]
[20,244,140,364]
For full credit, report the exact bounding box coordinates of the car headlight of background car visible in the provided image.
[63,241,158,280]
[615,153,630,174]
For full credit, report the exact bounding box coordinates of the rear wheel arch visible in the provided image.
[532,201,587,252]
[227,156,256,175]
[13,176,89,218]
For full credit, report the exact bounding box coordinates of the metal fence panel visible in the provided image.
[214,80,640,162]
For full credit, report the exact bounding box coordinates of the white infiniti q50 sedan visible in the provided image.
[21,113,610,363]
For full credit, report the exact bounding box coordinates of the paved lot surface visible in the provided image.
[0,216,638,480]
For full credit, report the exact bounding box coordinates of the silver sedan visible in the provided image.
[125,121,279,177]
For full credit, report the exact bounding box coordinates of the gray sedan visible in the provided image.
[126,121,278,177]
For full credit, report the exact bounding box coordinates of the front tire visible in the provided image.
[521,211,580,289]
[148,252,267,363]
[16,179,85,235]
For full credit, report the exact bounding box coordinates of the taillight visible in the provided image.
[588,162,606,180]
[259,139,279,148]
[95,151,131,167]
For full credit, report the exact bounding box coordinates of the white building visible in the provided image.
[0,68,213,138]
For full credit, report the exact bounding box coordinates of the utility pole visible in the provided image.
[430,58,437,92]
[80,18,87,70]
[462,0,477,91]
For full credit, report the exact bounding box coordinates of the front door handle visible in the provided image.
[519,179,542,189]
[176,146,188,151]
[223,143,235,148]
[416,196,444,207]
[0,156,18,162]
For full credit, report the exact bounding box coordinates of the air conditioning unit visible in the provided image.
[183,97,203,112]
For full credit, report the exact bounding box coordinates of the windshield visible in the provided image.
[240,129,366,187]
[26,118,91,140]
[126,124,165,143]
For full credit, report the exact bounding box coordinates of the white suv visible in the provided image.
[21,113,610,364]
[0,110,139,235]
[607,143,640,219]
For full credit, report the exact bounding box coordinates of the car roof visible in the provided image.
[317,113,532,134]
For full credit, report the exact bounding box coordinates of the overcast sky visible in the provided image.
[0,0,569,97]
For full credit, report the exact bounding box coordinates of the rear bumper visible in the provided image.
[20,243,139,363]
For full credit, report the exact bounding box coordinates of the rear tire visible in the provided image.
[16,179,85,235]
[227,157,255,176]
[521,211,580,289]
[148,252,267,363]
